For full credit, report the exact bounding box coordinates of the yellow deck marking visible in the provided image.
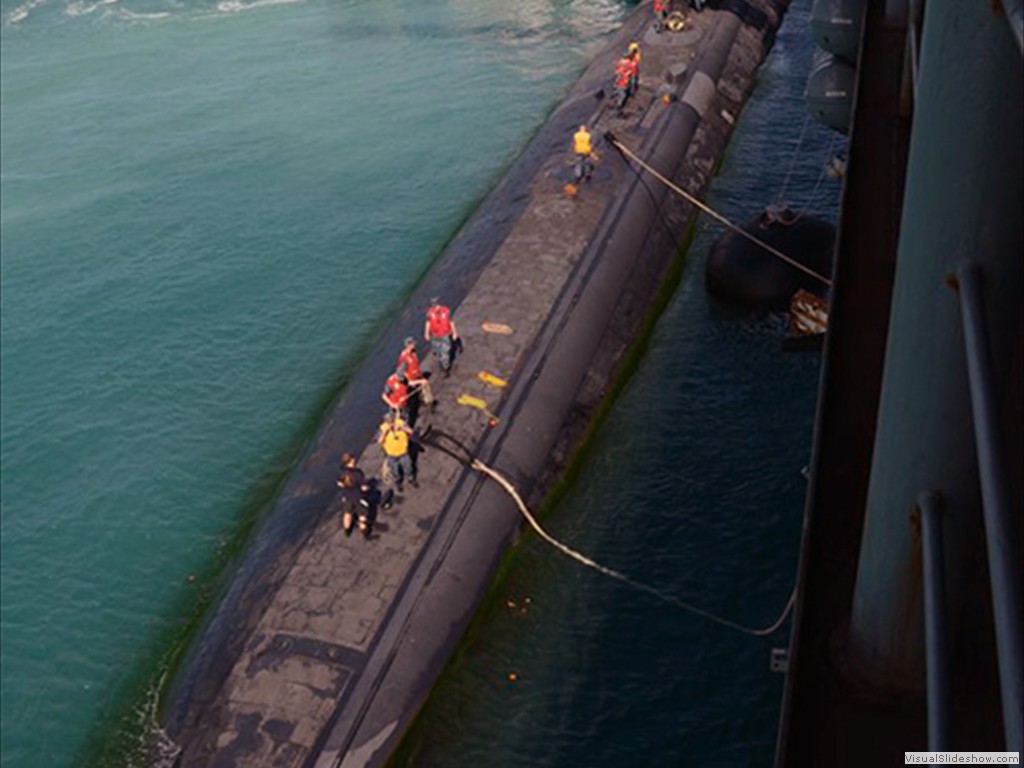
[481,321,514,335]
[456,393,500,424]
[477,371,507,388]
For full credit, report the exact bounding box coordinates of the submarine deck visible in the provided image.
[163,3,787,766]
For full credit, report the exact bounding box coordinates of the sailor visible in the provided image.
[653,0,669,32]
[381,371,409,422]
[336,453,369,537]
[424,297,459,377]
[397,336,433,411]
[614,52,637,112]
[572,124,595,183]
[627,42,641,96]
[377,411,416,492]
[359,477,387,532]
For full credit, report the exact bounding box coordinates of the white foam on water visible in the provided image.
[120,663,182,768]
[215,0,304,16]
[106,7,172,22]
[5,0,47,26]
[65,0,120,18]
[8,0,306,30]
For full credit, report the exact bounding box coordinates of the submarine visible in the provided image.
[158,2,792,766]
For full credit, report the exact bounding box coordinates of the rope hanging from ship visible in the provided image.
[775,112,811,208]
[421,427,796,637]
[604,131,833,289]
[781,128,839,226]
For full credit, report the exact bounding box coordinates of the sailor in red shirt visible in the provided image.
[614,53,637,112]
[381,371,409,421]
[424,297,459,377]
[397,336,433,409]
[627,42,641,96]
[653,0,669,32]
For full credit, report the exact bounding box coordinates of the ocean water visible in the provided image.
[392,3,843,766]
[0,1,632,765]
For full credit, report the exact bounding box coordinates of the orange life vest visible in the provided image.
[427,305,453,338]
[384,374,408,408]
[398,347,423,381]
[654,0,668,12]
[615,57,634,88]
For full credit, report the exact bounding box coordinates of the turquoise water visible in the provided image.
[394,3,844,766]
[0,1,630,765]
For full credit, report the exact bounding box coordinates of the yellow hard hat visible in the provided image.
[628,41,639,53]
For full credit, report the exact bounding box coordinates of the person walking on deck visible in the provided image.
[653,0,669,32]
[382,372,410,422]
[336,453,370,537]
[397,336,433,411]
[424,297,459,377]
[627,42,641,97]
[377,412,416,492]
[572,124,595,183]
[614,52,637,113]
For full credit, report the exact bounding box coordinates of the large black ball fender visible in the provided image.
[705,208,835,310]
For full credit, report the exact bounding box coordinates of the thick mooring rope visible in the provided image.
[607,133,833,288]
[470,458,795,637]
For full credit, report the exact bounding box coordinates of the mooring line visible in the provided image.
[788,130,839,225]
[469,455,795,637]
[606,133,833,288]
[776,112,811,206]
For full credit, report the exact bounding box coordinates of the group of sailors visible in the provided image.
[337,2,713,538]
[570,1,705,190]
[335,298,459,539]
[568,39,641,189]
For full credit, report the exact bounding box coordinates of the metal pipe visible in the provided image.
[901,0,922,115]
[919,491,953,751]
[956,264,1024,751]
[999,0,1024,54]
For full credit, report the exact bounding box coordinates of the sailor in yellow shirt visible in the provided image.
[572,124,594,183]
[377,412,416,491]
